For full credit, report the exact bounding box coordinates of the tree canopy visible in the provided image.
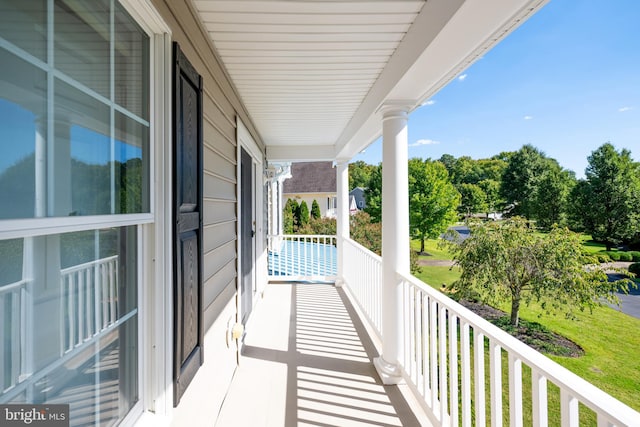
[446,217,631,326]
[571,143,640,249]
[408,158,460,253]
[349,160,377,190]
[363,163,382,222]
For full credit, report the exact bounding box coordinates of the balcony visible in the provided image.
[216,235,640,426]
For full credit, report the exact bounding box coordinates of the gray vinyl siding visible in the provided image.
[151,0,264,328]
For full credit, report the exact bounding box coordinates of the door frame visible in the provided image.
[236,119,264,333]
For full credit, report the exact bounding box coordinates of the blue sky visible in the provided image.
[353,0,640,178]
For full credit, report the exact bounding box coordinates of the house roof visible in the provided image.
[191,0,548,162]
[282,162,336,194]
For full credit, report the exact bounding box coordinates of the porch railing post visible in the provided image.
[335,159,349,288]
[374,101,411,385]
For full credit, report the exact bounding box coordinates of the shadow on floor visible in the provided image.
[241,282,422,426]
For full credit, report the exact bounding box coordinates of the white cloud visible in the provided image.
[524,115,533,120]
[458,74,468,81]
[421,99,436,106]
[618,106,632,112]
[410,139,440,147]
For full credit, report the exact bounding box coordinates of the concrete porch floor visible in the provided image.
[215,282,432,427]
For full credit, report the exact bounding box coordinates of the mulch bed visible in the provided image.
[459,300,584,357]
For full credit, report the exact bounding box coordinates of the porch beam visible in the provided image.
[335,159,349,288]
[374,101,411,385]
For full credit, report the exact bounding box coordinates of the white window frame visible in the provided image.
[117,1,173,425]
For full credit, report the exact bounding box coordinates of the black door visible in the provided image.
[240,148,254,325]
[173,42,203,406]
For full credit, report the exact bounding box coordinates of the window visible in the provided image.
[0,1,150,425]
[0,228,138,424]
[0,0,150,220]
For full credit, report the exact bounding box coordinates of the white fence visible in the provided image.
[267,235,337,281]
[60,255,119,354]
[0,279,30,393]
[338,238,640,427]
[342,238,382,339]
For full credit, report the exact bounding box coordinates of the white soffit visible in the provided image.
[192,0,425,149]
[192,0,548,161]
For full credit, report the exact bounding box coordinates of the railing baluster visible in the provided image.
[78,271,84,344]
[415,287,421,385]
[430,298,438,411]
[422,291,429,400]
[405,282,412,376]
[490,340,503,427]
[110,259,117,321]
[560,389,579,427]
[68,275,76,351]
[597,414,616,427]
[461,321,472,427]
[86,268,93,338]
[474,330,486,427]
[439,304,448,423]
[11,290,20,386]
[449,313,459,427]
[509,353,523,427]
[532,369,548,427]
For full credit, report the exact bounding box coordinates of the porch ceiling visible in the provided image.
[192,0,548,162]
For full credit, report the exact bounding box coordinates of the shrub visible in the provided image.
[628,251,640,262]
[618,252,633,262]
[311,199,321,220]
[597,254,611,263]
[299,201,310,227]
[607,251,621,261]
[629,263,640,276]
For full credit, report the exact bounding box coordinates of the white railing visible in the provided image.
[339,240,639,426]
[343,238,382,339]
[268,235,337,281]
[398,272,640,427]
[60,255,119,354]
[0,279,30,393]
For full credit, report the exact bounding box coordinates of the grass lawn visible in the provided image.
[413,265,460,289]
[514,302,640,411]
[410,238,452,260]
[579,234,611,254]
[410,236,640,417]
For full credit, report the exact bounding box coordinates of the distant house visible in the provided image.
[349,187,367,211]
[282,162,337,218]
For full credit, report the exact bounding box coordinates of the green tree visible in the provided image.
[283,199,298,233]
[532,164,576,229]
[438,154,457,177]
[458,183,487,218]
[447,217,630,326]
[364,163,382,222]
[350,211,382,255]
[299,200,310,227]
[311,199,321,219]
[478,179,502,215]
[500,145,548,218]
[349,160,376,190]
[575,143,640,250]
[409,158,460,253]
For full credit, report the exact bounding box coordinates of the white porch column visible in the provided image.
[335,159,349,288]
[374,102,411,385]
